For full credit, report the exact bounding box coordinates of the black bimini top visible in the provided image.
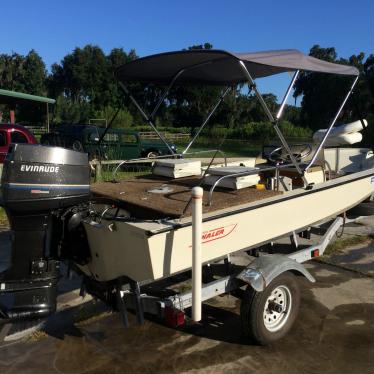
[116,49,359,86]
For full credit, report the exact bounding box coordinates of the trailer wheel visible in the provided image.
[240,272,300,345]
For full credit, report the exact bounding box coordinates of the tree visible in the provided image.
[0,50,47,94]
[106,47,138,110]
[22,50,47,95]
[293,45,374,132]
[166,43,224,129]
[48,45,109,108]
[0,50,47,124]
[48,46,139,124]
[0,52,26,91]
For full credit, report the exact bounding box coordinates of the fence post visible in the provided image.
[94,161,102,182]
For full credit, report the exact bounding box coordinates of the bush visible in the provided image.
[54,96,94,124]
[279,120,312,138]
[131,125,191,134]
[199,121,312,142]
[93,107,133,128]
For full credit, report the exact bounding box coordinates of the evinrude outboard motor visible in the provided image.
[0,144,90,323]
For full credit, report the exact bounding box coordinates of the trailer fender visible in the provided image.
[237,254,315,292]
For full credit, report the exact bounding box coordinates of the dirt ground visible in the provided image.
[0,258,373,374]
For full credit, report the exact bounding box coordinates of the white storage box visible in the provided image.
[152,159,202,178]
[204,166,260,190]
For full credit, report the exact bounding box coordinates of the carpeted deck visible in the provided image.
[91,175,282,219]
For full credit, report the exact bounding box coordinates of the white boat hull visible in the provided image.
[81,169,374,282]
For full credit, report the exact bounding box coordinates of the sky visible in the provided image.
[0,0,373,104]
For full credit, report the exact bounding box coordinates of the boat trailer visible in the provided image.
[78,204,348,345]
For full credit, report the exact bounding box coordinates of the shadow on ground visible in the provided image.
[0,263,373,374]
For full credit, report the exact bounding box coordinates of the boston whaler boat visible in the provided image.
[1,49,373,344]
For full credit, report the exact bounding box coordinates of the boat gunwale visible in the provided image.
[140,167,374,236]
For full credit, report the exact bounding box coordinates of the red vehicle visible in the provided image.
[0,124,37,162]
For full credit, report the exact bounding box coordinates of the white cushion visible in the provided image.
[152,159,201,178]
[208,166,259,176]
[204,166,260,190]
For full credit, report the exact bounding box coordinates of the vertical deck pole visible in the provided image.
[192,186,203,322]
[46,103,50,133]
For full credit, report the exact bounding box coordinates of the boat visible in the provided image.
[79,49,373,282]
[1,48,373,344]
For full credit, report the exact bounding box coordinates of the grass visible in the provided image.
[177,279,192,294]
[174,139,261,158]
[0,208,8,226]
[91,137,266,182]
[27,330,48,342]
[74,308,112,326]
[99,168,151,182]
[323,234,373,256]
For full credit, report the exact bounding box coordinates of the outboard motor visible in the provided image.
[0,144,90,323]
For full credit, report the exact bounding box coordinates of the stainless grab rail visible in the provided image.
[111,149,228,181]
[207,162,297,206]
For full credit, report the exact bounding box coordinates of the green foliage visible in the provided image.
[93,107,133,128]
[294,45,374,131]
[201,121,312,141]
[22,50,48,95]
[132,125,191,134]
[0,207,8,226]
[324,235,371,255]
[1,42,373,147]
[0,51,47,93]
[0,49,48,123]
[53,96,94,123]
[49,45,110,107]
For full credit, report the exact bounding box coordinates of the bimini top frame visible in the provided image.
[116,49,359,180]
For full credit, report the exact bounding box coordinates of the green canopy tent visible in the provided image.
[0,89,56,131]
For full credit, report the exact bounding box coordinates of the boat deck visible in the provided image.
[91,175,282,219]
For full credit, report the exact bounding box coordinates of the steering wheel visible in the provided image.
[268,143,312,163]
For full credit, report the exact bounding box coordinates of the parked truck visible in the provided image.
[40,124,177,160]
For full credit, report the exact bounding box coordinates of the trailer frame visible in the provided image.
[103,216,345,335]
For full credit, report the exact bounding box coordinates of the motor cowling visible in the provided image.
[0,144,90,323]
[1,143,90,212]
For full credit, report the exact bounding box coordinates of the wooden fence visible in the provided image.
[25,126,47,135]
[90,159,154,182]
[139,132,190,140]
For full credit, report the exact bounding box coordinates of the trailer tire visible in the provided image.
[240,272,300,345]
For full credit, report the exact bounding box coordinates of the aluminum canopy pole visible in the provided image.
[276,70,300,120]
[149,68,187,120]
[238,61,275,122]
[239,61,306,181]
[119,81,175,155]
[46,103,50,133]
[182,87,231,154]
[149,60,215,121]
[305,75,359,172]
[119,61,215,156]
